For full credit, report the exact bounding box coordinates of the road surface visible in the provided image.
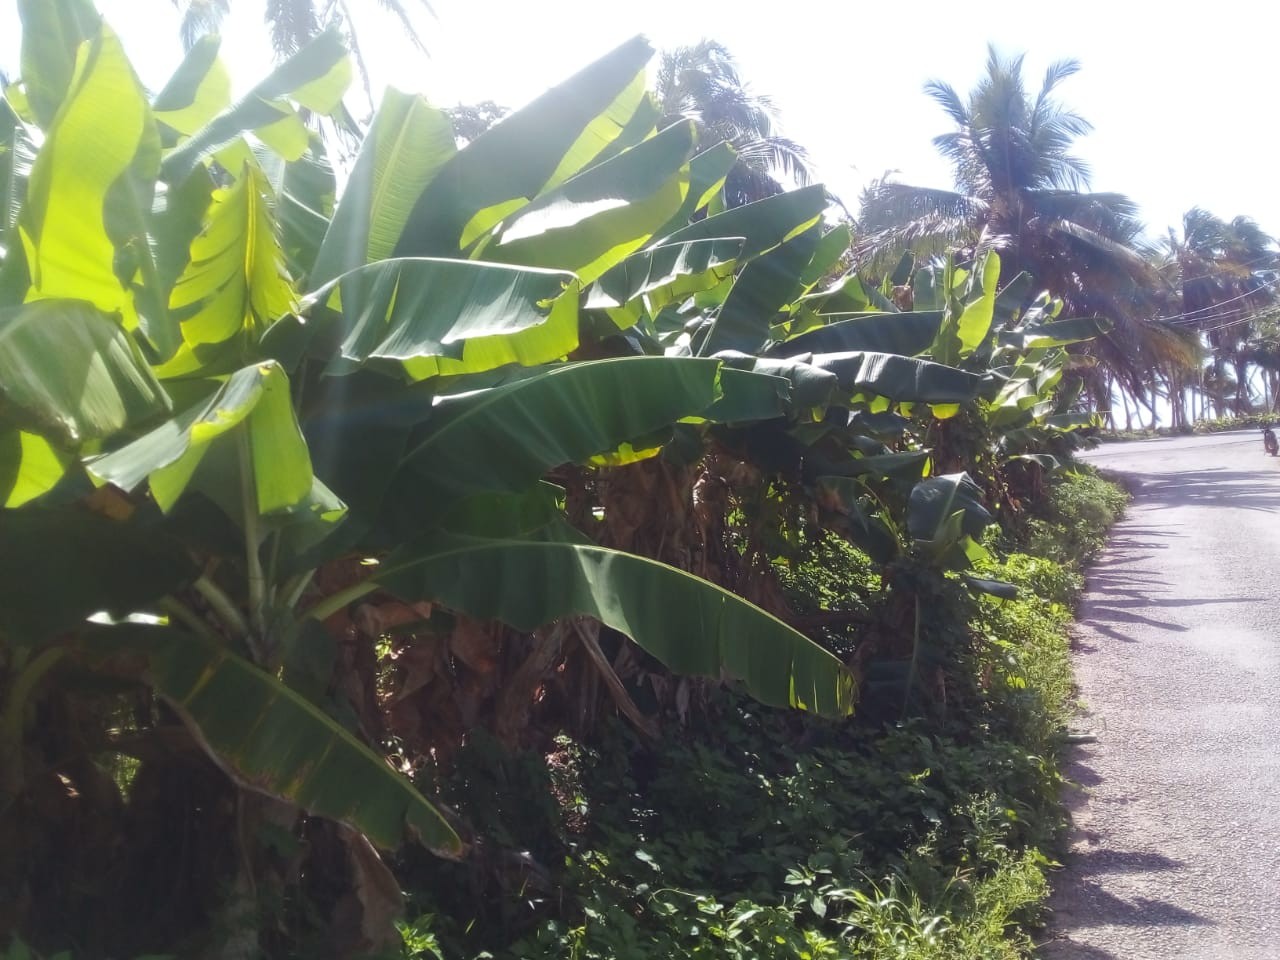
[1044,430,1280,959]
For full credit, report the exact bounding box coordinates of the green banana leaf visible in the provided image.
[656,183,827,262]
[961,575,1019,599]
[586,237,742,312]
[0,509,196,641]
[159,163,297,377]
[699,223,820,356]
[585,92,661,168]
[272,145,336,285]
[1043,412,1099,431]
[402,357,723,507]
[309,89,457,289]
[89,360,313,515]
[89,623,462,855]
[907,472,992,543]
[799,272,883,315]
[16,0,100,129]
[151,35,230,139]
[160,26,351,184]
[313,257,580,380]
[0,101,37,255]
[773,311,944,358]
[812,476,902,565]
[998,316,1107,350]
[811,351,982,405]
[801,223,853,286]
[19,23,173,356]
[819,450,931,482]
[992,271,1035,327]
[483,120,696,284]
[699,368,791,423]
[0,430,71,507]
[713,353,838,409]
[933,251,999,366]
[0,300,169,445]
[393,36,653,258]
[371,526,855,717]
[650,142,737,238]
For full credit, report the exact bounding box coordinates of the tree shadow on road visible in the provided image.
[1044,752,1212,959]
[1071,520,1263,646]
[1126,469,1280,513]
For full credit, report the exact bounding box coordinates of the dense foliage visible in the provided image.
[388,468,1126,959]
[0,6,1127,958]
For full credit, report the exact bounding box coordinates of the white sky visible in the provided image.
[4,0,1279,242]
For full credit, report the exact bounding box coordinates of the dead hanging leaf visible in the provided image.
[83,484,136,520]
[448,615,501,673]
[353,600,434,639]
[333,828,405,955]
[389,642,448,703]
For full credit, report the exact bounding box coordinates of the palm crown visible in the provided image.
[856,45,1183,396]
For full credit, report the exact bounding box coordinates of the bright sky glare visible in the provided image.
[3,0,1278,242]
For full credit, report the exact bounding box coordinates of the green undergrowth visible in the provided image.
[388,468,1127,960]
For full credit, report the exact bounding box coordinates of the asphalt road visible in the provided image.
[1043,430,1280,960]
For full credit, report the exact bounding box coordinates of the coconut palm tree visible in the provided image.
[654,40,813,207]
[1160,208,1280,416]
[855,45,1184,400]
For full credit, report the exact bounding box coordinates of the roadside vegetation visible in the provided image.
[0,2,1142,957]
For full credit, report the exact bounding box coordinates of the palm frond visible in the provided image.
[175,0,229,50]
[374,0,433,55]
[924,79,969,127]
[734,136,812,185]
[265,0,320,56]
[854,180,987,275]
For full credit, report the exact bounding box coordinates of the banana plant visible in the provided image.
[0,6,860,899]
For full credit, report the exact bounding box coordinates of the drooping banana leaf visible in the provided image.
[813,475,901,564]
[655,183,827,263]
[713,352,838,410]
[87,623,462,855]
[818,450,931,482]
[402,356,723,507]
[998,316,1107,350]
[772,311,944,358]
[312,257,580,380]
[88,360,313,515]
[0,300,170,445]
[698,368,791,424]
[370,524,855,717]
[811,351,982,405]
[907,472,992,543]
[586,237,742,313]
